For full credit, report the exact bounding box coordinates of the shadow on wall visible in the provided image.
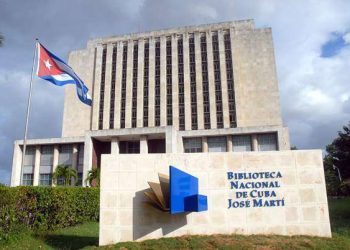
[133,189,188,240]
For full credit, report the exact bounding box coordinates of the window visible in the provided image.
[76,173,83,186]
[22,174,33,186]
[258,133,277,151]
[99,47,107,129]
[40,145,53,178]
[143,42,150,127]
[23,146,35,166]
[57,176,65,186]
[208,136,227,152]
[167,39,172,125]
[110,45,117,129]
[77,144,84,172]
[39,174,52,186]
[22,146,35,184]
[40,145,53,166]
[233,135,252,152]
[58,145,72,166]
[119,141,140,154]
[132,43,138,128]
[120,43,128,129]
[183,138,202,153]
[178,37,185,130]
[155,40,161,127]
[148,139,166,153]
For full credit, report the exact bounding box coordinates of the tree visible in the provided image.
[85,168,100,187]
[326,123,350,180]
[52,165,78,186]
[0,33,4,47]
[323,155,341,196]
[324,122,350,195]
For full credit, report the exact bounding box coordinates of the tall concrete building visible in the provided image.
[11,20,290,187]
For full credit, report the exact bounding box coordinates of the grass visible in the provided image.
[1,198,350,249]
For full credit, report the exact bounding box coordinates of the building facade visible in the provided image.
[11,20,290,187]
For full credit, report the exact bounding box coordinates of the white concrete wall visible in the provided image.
[99,150,331,246]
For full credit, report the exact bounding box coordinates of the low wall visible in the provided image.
[99,150,331,246]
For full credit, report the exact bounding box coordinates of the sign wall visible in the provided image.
[99,150,331,246]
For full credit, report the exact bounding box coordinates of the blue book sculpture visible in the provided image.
[170,166,208,214]
[144,166,208,214]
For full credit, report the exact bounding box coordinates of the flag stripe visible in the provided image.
[36,42,92,106]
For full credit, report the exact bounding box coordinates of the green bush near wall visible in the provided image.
[0,186,99,241]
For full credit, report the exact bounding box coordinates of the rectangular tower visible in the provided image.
[62,20,283,137]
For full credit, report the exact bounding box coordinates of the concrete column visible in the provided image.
[125,40,134,128]
[114,42,123,129]
[140,136,148,154]
[91,44,104,130]
[202,137,208,153]
[148,38,155,127]
[33,146,41,186]
[137,39,145,128]
[252,134,258,151]
[227,135,233,152]
[171,34,179,130]
[165,126,177,153]
[11,142,22,186]
[160,36,167,126]
[83,136,93,187]
[72,144,78,170]
[218,30,230,128]
[52,145,59,186]
[103,43,114,129]
[206,31,217,128]
[195,32,204,130]
[111,138,120,154]
[183,33,192,130]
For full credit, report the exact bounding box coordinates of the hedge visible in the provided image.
[0,186,99,240]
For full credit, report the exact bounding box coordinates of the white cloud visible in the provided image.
[1,0,350,184]
[343,32,350,44]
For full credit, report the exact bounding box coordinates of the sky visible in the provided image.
[1,0,350,185]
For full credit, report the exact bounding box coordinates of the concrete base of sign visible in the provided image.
[99,150,331,246]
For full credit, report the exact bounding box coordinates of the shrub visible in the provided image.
[340,179,350,196]
[0,186,99,241]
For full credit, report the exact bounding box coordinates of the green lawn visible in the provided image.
[1,198,350,250]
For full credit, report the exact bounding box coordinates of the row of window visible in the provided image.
[22,173,83,186]
[155,41,161,126]
[166,39,173,126]
[99,30,236,130]
[98,47,107,129]
[143,43,150,126]
[178,38,185,130]
[189,37,198,130]
[132,43,138,128]
[120,44,128,128]
[109,46,117,129]
[201,35,211,129]
[212,34,224,128]
[183,134,278,153]
[22,144,84,186]
[224,33,237,128]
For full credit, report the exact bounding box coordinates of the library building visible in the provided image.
[10,20,331,245]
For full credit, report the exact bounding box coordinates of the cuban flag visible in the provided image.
[36,43,92,106]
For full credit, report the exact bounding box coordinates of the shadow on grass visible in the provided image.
[41,234,98,249]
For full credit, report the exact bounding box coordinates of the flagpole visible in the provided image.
[20,38,38,185]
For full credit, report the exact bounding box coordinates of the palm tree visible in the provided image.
[85,168,100,187]
[52,165,78,186]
